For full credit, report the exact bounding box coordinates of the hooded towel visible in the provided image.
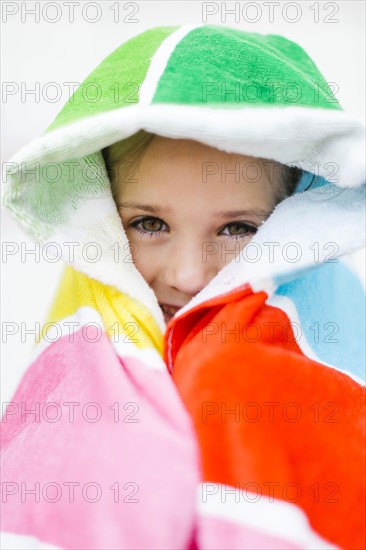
[1,24,365,550]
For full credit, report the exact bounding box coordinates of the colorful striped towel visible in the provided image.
[1,24,365,549]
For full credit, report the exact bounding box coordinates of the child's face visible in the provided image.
[115,136,282,324]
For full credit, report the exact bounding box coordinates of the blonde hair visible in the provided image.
[102,130,155,200]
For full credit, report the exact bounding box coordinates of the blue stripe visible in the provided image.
[274,261,365,381]
[294,170,329,194]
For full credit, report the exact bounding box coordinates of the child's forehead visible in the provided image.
[116,142,281,216]
[136,137,282,189]
[107,132,294,208]
[135,135,273,169]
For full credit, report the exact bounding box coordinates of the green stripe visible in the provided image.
[47,26,179,132]
[152,26,342,110]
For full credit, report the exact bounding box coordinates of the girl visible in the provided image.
[1,24,365,550]
[102,132,302,324]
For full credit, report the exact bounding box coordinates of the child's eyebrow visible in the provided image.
[117,201,169,214]
[117,201,271,219]
[217,209,272,220]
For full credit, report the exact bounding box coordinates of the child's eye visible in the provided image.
[128,216,168,238]
[127,217,258,239]
[220,222,258,238]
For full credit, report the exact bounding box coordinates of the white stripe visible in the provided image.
[198,483,339,549]
[138,24,202,106]
[7,105,364,183]
[0,532,61,550]
[29,306,166,371]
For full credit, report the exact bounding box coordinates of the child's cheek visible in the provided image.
[126,239,157,286]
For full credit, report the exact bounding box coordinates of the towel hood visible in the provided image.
[3,24,365,332]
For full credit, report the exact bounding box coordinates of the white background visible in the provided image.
[1,1,365,402]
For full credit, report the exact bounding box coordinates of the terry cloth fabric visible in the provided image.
[1,24,365,550]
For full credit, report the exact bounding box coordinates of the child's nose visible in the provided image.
[163,241,220,297]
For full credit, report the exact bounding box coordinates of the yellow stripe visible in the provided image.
[37,265,164,355]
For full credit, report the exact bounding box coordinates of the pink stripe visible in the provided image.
[1,330,200,549]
